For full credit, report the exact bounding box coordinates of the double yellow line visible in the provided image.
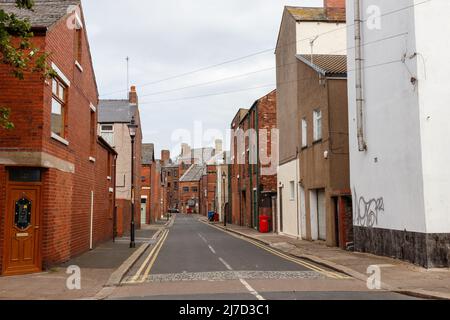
[128,229,170,284]
[205,221,349,280]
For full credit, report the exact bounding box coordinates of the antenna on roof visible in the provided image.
[126,56,130,98]
[310,36,319,64]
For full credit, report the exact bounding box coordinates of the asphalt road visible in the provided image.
[111,215,418,300]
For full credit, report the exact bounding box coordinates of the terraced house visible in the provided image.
[98,86,143,237]
[0,0,117,276]
[276,0,347,240]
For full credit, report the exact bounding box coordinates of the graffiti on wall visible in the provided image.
[354,189,385,228]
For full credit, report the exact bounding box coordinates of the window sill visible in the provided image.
[51,132,69,146]
[75,61,84,72]
[313,139,323,145]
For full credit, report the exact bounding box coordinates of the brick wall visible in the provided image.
[179,181,200,213]
[0,166,6,272]
[151,161,162,221]
[229,91,277,228]
[0,6,116,273]
[324,0,346,19]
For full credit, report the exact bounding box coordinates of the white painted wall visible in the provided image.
[414,0,450,233]
[347,0,450,234]
[277,159,300,237]
[297,21,347,55]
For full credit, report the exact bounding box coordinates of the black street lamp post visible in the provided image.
[128,116,138,249]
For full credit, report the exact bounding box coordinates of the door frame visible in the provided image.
[2,173,43,276]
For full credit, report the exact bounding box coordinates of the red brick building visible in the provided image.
[179,165,204,214]
[160,150,180,214]
[98,88,143,237]
[230,90,277,230]
[0,1,117,275]
[199,165,218,217]
[141,143,162,224]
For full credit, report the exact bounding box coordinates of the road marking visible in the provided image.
[218,257,233,271]
[140,230,170,283]
[129,229,169,283]
[239,278,265,301]
[245,237,348,279]
[218,256,265,301]
[198,233,208,243]
[208,245,216,254]
[201,220,349,280]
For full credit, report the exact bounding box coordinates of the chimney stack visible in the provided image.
[181,143,191,158]
[323,0,346,18]
[161,150,171,165]
[129,85,138,105]
[215,139,223,155]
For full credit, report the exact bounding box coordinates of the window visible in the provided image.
[51,78,66,138]
[168,171,171,177]
[167,182,171,188]
[101,124,114,146]
[192,187,198,193]
[90,110,96,156]
[183,187,189,193]
[289,181,295,201]
[313,109,322,141]
[174,182,178,191]
[74,27,82,64]
[301,118,307,148]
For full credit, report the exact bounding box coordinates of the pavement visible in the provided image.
[0,223,164,300]
[199,216,450,300]
[105,215,420,300]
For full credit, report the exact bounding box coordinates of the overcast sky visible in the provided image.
[82,0,323,158]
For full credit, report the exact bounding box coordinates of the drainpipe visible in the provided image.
[354,0,367,151]
[113,155,117,242]
[255,103,260,232]
[228,163,232,225]
[90,190,94,250]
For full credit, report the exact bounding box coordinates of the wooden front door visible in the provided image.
[2,185,42,276]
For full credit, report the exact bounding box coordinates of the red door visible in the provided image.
[2,185,42,276]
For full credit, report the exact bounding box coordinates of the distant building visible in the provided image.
[141,143,162,224]
[179,165,204,214]
[229,90,277,230]
[230,109,249,226]
[160,150,180,214]
[98,86,143,236]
